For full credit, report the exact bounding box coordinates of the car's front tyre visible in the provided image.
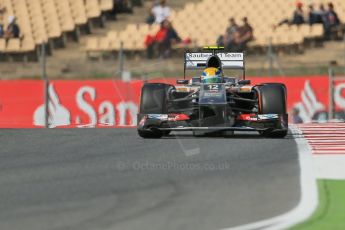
[256,83,288,138]
[138,129,164,139]
[137,83,173,139]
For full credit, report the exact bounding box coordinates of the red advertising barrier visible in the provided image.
[0,77,344,128]
[0,80,143,128]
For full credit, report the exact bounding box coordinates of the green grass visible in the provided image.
[291,180,345,230]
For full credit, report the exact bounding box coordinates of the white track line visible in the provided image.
[222,127,318,230]
[313,155,345,179]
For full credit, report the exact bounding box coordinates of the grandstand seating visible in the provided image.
[0,0,344,60]
[85,0,345,55]
[0,0,114,57]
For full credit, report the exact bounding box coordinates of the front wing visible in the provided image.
[138,113,288,133]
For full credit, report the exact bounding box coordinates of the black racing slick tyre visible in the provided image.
[138,83,173,139]
[140,83,172,114]
[138,130,170,138]
[260,129,288,138]
[138,130,163,138]
[257,83,288,138]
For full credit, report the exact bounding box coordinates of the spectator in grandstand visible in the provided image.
[217,18,238,49]
[114,0,133,13]
[324,2,341,40]
[230,17,253,52]
[146,1,159,24]
[308,4,326,25]
[145,31,155,59]
[145,20,182,59]
[318,4,328,23]
[4,16,20,39]
[156,20,180,58]
[274,2,305,29]
[151,0,171,24]
[0,24,3,38]
[0,4,5,14]
[0,5,4,38]
[145,19,168,59]
[162,20,181,58]
[0,3,6,37]
[154,20,169,57]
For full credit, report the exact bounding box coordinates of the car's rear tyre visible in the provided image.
[257,84,288,138]
[138,83,173,139]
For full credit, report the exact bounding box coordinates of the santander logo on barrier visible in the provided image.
[291,80,345,123]
[293,80,326,123]
[33,84,71,127]
[335,83,345,110]
[33,83,139,128]
[73,86,138,127]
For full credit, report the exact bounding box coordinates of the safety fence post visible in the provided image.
[118,41,124,77]
[268,37,273,77]
[328,66,335,121]
[41,42,49,128]
[343,33,345,75]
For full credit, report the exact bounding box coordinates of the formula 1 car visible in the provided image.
[137,47,288,138]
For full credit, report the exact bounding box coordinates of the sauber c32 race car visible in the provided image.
[137,47,288,138]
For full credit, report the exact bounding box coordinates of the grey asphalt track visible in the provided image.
[0,129,300,230]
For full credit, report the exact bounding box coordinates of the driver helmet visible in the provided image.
[201,67,222,83]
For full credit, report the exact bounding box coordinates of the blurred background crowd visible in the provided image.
[0,0,343,79]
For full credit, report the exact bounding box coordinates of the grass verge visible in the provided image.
[291,180,345,230]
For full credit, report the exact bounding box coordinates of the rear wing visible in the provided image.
[183,51,246,80]
[184,52,245,70]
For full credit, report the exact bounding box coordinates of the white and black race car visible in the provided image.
[137,47,288,138]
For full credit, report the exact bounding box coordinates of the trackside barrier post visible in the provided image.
[328,66,335,121]
[265,37,285,76]
[41,42,49,128]
[118,41,124,77]
[343,33,345,75]
[268,37,273,77]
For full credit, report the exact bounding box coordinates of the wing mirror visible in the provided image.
[238,80,251,85]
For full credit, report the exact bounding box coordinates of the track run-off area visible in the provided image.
[297,123,345,180]
[0,123,343,230]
